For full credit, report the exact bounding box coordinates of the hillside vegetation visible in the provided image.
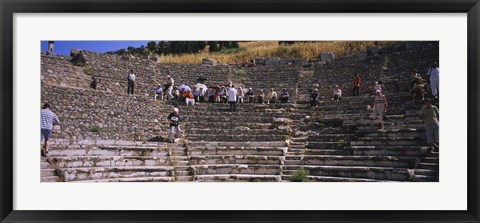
[159,41,400,64]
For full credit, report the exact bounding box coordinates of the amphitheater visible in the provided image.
[40,42,439,182]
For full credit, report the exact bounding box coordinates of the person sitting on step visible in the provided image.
[199,87,205,103]
[154,84,163,101]
[279,88,289,103]
[267,88,277,104]
[185,90,195,107]
[257,89,265,104]
[332,85,342,101]
[191,86,200,102]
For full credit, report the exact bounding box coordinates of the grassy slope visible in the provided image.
[159,41,400,64]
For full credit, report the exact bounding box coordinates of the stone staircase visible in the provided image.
[40,42,439,182]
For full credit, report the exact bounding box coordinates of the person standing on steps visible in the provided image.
[310,88,320,107]
[372,90,387,131]
[246,87,255,103]
[41,103,60,157]
[237,86,245,104]
[227,85,238,112]
[165,75,175,99]
[353,73,361,96]
[168,107,182,143]
[127,69,136,95]
[426,62,439,99]
[47,41,54,55]
[419,99,439,152]
[374,80,385,94]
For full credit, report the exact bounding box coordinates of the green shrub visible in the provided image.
[291,168,310,182]
[90,126,100,132]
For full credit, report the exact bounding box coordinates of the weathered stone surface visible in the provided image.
[202,58,217,66]
[367,46,380,56]
[320,52,335,62]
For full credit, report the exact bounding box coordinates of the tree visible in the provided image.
[208,41,218,52]
[147,41,157,52]
[127,46,135,54]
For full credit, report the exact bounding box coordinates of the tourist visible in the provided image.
[172,86,179,100]
[411,69,422,89]
[374,80,385,94]
[90,77,98,90]
[412,77,427,102]
[257,89,265,104]
[127,69,136,95]
[185,90,195,107]
[353,73,361,96]
[199,87,205,103]
[167,107,182,143]
[47,41,54,55]
[154,84,163,100]
[332,85,342,101]
[280,89,289,103]
[222,87,228,103]
[215,88,222,103]
[228,86,238,112]
[208,89,215,102]
[310,89,320,107]
[246,88,255,103]
[40,103,60,157]
[237,87,245,103]
[267,88,277,104]
[192,87,200,102]
[165,75,174,99]
[179,88,186,102]
[419,99,439,152]
[372,90,388,131]
[427,62,439,98]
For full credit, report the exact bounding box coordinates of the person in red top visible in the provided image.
[353,73,361,96]
[185,90,195,107]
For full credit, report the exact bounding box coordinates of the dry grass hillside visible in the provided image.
[159,41,400,64]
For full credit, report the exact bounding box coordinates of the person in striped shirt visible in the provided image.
[41,103,60,157]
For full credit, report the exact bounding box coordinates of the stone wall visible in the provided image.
[42,84,170,141]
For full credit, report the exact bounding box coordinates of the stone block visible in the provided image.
[355,51,368,59]
[367,46,380,56]
[264,57,280,66]
[320,52,335,62]
[202,58,217,66]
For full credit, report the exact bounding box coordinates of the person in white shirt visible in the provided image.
[127,69,136,95]
[227,86,238,112]
[427,62,439,98]
[332,85,342,101]
[374,80,385,94]
[372,90,388,131]
[237,87,245,103]
[267,88,277,105]
[165,75,175,99]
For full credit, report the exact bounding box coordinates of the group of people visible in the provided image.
[411,62,440,101]
[151,77,291,108]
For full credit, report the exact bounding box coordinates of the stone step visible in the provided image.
[411,174,438,182]
[186,129,288,135]
[60,166,175,182]
[47,156,188,168]
[346,145,429,156]
[188,146,288,156]
[176,176,194,181]
[283,165,410,181]
[189,155,284,165]
[191,164,281,175]
[189,141,286,148]
[186,134,287,142]
[41,176,61,182]
[307,142,344,149]
[281,175,380,182]
[78,176,176,182]
[194,174,282,182]
[47,145,184,157]
[350,139,425,146]
[416,163,439,170]
[41,169,56,177]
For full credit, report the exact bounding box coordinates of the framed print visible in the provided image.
[1,0,479,222]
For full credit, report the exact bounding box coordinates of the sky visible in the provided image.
[41,41,151,56]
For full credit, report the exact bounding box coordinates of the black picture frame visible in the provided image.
[1,0,479,222]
